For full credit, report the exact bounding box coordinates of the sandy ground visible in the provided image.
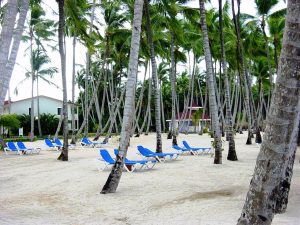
[0,132,299,225]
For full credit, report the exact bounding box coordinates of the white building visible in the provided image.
[3,95,79,130]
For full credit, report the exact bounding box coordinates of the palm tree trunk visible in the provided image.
[169,33,177,146]
[57,0,68,161]
[104,89,125,141]
[36,76,42,137]
[160,79,166,133]
[0,0,18,114]
[144,0,162,153]
[232,78,240,128]
[261,15,273,112]
[0,0,29,114]
[84,53,90,137]
[199,0,222,164]
[232,0,253,145]
[30,31,35,141]
[238,1,300,222]
[71,36,76,144]
[133,64,147,135]
[218,0,237,161]
[101,0,144,194]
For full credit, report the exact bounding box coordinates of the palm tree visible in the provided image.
[199,0,222,164]
[14,48,58,136]
[24,0,56,139]
[254,0,281,105]
[0,0,29,114]
[218,0,237,161]
[101,0,144,194]
[268,14,285,71]
[144,0,162,153]
[64,0,92,143]
[231,0,254,145]
[56,0,68,161]
[237,0,300,223]
[169,32,178,145]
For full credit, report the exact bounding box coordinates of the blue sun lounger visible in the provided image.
[96,149,156,172]
[114,149,156,169]
[137,145,179,162]
[182,140,211,154]
[4,142,30,155]
[17,142,41,154]
[172,144,198,155]
[81,137,106,148]
[54,138,75,149]
[44,138,60,151]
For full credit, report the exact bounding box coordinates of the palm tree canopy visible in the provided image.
[255,0,279,15]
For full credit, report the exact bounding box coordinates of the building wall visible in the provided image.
[3,96,78,130]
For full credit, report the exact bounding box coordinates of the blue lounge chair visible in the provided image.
[137,145,179,162]
[4,142,29,155]
[80,137,105,148]
[17,142,40,154]
[172,144,197,155]
[182,140,211,154]
[114,149,157,169]
[44,138,60,151]
[97,149,156,172]
[54,138,75,149]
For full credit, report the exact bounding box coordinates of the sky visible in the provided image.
[7,0,287,102]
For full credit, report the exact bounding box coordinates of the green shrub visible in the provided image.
[203,127,209,133]
[3,137,38,142]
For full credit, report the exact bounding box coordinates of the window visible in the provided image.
[57,107,62,115]
[29,108,31,115]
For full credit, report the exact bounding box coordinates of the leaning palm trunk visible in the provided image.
[103,89,125,142]
[199,0,222,164]
[237,1,300,223]
[101,0,144,194]
[218,0,237,161]
[0,0,29,114]
[133,65,147,135]
[54,108,63,138]
[0,0,18,114]
[57,0,68,161]
[144,0,162,152]
[141,78,152,135]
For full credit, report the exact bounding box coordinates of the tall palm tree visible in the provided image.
[268,14,285,71]
[231,0,254,145]
[254,0,281,105]
[144,0,162,153]
[199,0,222,164]
[14,48,58,136]
[0,0,29,114]
[25,0,55,139]
[237,0,300,223]
[101,0,144,194]
[56,0,69,161]
[64,0,92,143]
[218,0,237,161]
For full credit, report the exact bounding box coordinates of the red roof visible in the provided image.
[4,100,13,105]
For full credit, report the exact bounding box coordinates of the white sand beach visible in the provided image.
[0,133,299,225]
